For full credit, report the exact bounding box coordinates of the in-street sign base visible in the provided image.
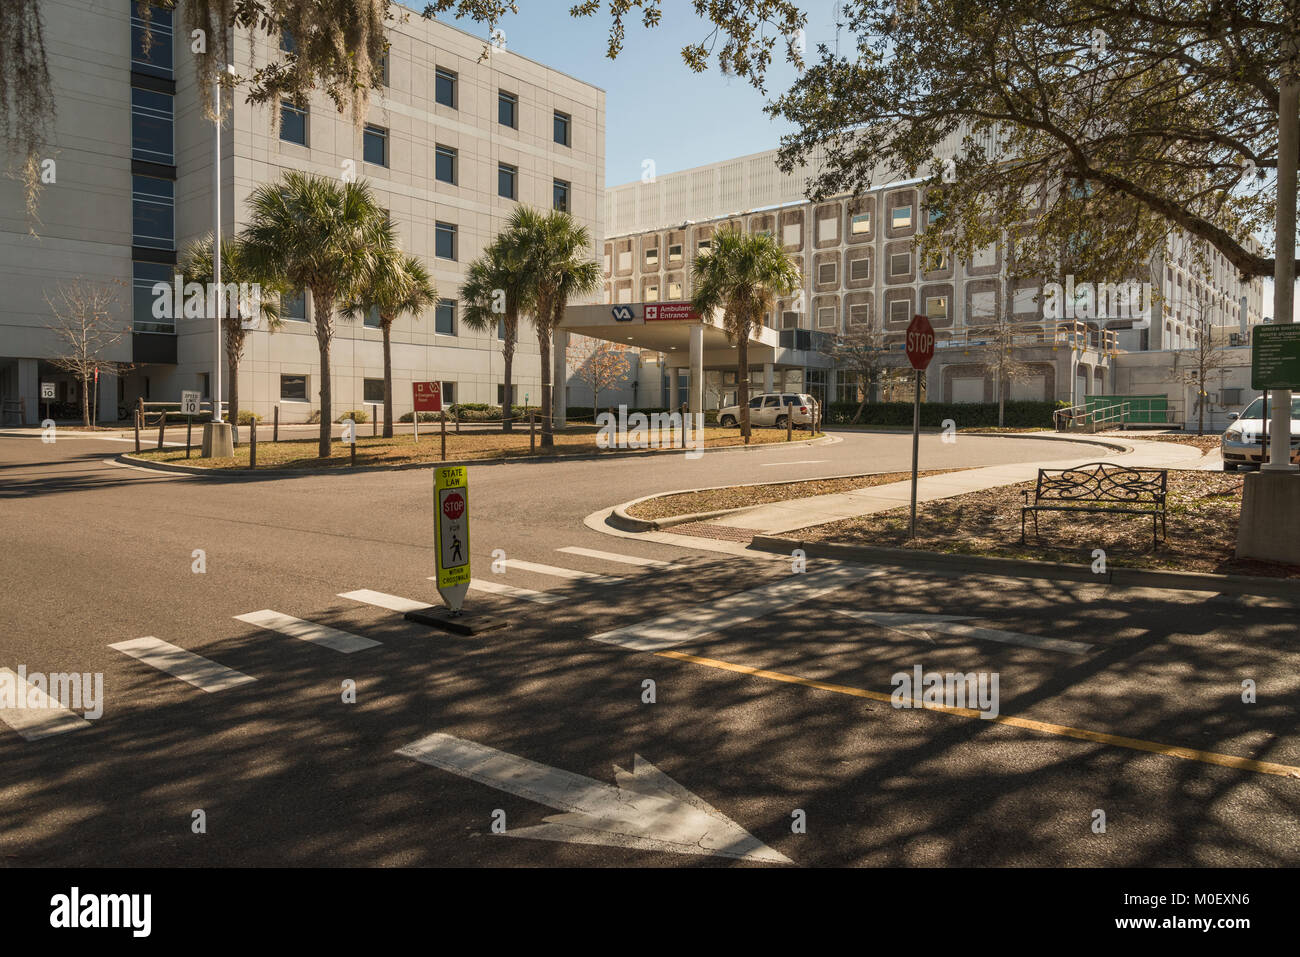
[403,605,508,636]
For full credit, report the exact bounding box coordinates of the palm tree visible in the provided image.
[460,236,534,433]
[180,235,285,443]
[241,171,391,457]
[508,208,601,448]
[344,240,437,438]
[690,227,801,443]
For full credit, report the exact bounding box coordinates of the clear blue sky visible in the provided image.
[431,1,846,186]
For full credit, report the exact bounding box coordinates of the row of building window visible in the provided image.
[278,375,517,407]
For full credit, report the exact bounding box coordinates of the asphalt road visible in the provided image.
[1,429,1296,866]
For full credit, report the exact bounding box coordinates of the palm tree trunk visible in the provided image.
[501,313,516,434]
[228,344,240,446]
[382,320,394,439]
[737,335,751,444]
[314,294,334,458]
[539,323,553,448]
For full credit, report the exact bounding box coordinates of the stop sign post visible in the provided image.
[906,314,936,539]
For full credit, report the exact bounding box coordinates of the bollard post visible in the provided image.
[186,414,192,459]
[530,411,536,452]
[134,409,141,452]
[273,405,279,442]
[350,435,357,467]
[158,409,167,450]
[454,404,460,434]
[372,404,378,437]
[250,418,257,469]
[440,410,447,461]
[786,402,793,442]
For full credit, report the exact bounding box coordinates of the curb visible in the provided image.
[826,427,1134,454]
[748,535,1300,599]
[117,432,835,478]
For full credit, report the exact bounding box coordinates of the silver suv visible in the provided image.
[717,392,819,429]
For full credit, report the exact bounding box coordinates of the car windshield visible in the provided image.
[1238,396,1300,419]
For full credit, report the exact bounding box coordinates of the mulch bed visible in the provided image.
[799,470,1300,578]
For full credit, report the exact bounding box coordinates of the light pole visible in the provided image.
[201,64,238,457]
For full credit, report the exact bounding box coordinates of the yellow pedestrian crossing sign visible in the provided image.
[434,466,470,611]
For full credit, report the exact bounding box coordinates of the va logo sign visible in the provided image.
[611,305,635,321]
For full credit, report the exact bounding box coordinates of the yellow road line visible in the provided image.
[655,650,1300,779]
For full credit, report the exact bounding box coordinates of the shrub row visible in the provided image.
[824,400,1062,429]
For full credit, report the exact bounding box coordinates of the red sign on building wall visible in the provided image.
[644,303,699,321]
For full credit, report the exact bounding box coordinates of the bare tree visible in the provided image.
[820,319,889,423]
[1173,292,1233,435]
[45,278,129,427]
[974,313,1034,427]
[567,335,631,417]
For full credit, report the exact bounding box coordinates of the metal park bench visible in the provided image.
[1020,462,1168,548]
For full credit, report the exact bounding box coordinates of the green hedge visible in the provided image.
[825,400,1061,429]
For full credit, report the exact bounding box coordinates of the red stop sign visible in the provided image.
[442,491,465,520]
[906,314,936,370]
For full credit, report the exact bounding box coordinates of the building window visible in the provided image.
[848,303,871,326]
[668,244,683,263]
[926,296,948,320]
[131,87,174,164]
[926,250,948,271]
[364,124,387,166]
[199,373,210,399]
[498,317,506,340]
[498,90,517,128]
[131,2,173,78]
[132,176,174,250]
[891,205,913,229]
[645,248,659,268]
[363,305,381,328]
[890,252,911,276]
[435,298,456,335]
[440,382,457,406]
[817,262,837,285]
[889,299,911,323]
[849,256,870,281]
[435,145,456,184]
[497,384,521,406]
[851,212,871,234]
[435,222,457,260]
[280,30,296,54]
[498,164,517,200]
[817,306,837,328]
[133,261,174,333]
[554,111,570,146]
[280,289,307,322]
[668,281,683,299]
[645,284,659,302]
[553,179,570,212]
[781,311,801,329]
[698,239,711,252]
[280,375,309,401]
[435,68,457,108]
[363,378,384,403]
[1223,387,1242,406]
[280,100,307,145]
[377,51,389,87]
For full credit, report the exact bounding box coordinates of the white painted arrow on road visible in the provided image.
[832,609,1093,655]
[397,732,793,864]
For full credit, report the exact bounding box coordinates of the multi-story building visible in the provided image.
[599,146,1266,414]
[0,1,605,424]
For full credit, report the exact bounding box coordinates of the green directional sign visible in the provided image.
[1251,324,1300,390]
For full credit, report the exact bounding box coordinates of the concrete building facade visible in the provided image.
[599,146,1267,413]
[0,0,605,425]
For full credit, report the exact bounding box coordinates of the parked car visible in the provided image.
[1220,395,1300,470]
[717,392,820,429]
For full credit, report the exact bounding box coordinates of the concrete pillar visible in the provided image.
[18,359,38,426]
[96,368,120,423]
[763,362,774,394]
[668,367,679,411]
[689,324,704,415]
[552,330,567,428]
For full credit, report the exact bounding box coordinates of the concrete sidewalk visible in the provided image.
[711,436,1209,535]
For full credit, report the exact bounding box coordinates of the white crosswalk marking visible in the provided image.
[0,668,93,740]
[234,610,381,654]
[338,589,429,613]
[109,637,256,692]
[466,578,562,605]
[590,565,879,651]
[556,546,679,569]
[501,559,623,584]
